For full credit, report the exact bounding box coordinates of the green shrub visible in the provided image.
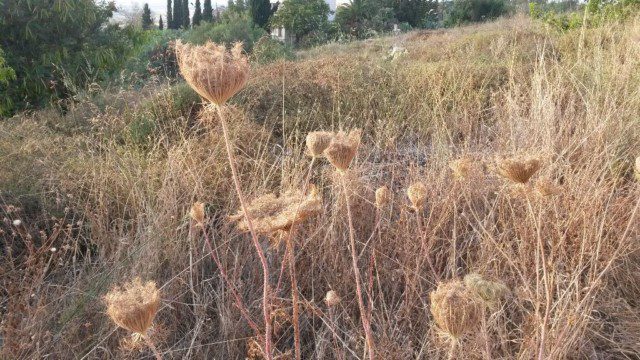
[251,36,295,64]
[182,13,266,52]
[0,47,16,116]
[444,0,511,27]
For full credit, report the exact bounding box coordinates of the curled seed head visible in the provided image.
[407,182,428,210]
[105,278,161,335]
[325,290,341,307]
[190,202,206,225]
[306,131,334,157]
[324,129,361,172]
[375,186,392,209]
[430,279,480,339]
[496,157,541,184]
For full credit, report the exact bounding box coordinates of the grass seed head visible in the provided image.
[325,290,341,307]
[430,279,480,339]
[407,182,428,210]
[324,129,361,172]
[635,156,640,181]
[189,202,206,226]
[230,185,322,234]
[104,278,160,335]
[175,40,249,105]
[306,131,334,157]
[375,186,392,209]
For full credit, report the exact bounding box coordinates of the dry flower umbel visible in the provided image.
[449,157,477,180]
[230,186,322,234]
[407,182,428,210]
[306,131,334,158]
[375,186,392,209]
[463,273,508,309]
[430,279,480,339]
[325,290,341,307]
[496,157,541,184]
[105,278,160,335]
[175,40,249,105]
[189,202,206,226]
[324,129,361,171]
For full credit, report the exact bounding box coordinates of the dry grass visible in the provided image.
[1,15,640,359]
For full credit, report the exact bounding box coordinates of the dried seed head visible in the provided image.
[430,280,480,339]
[449,157,477,180]
[105,278,160,335]
[496,157,541,184]
[635,156,640,181]
[230,186,322,234]
[324,129,361,172]
[190,202,206,225]
[535,177,561,197]
[325,290,341,307]
[306,131,334,157]
[375,186,392,209]
[407,182,428,210]
[463,273,508,309]
[175,40,249,105]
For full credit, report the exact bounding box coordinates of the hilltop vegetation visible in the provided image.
[2,7,640,360]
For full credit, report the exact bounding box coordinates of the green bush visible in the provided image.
[444,0,511,27]
[182,13,266,52]
[530,0,640,31]
[251,36,295,64]
[0,47,16,116]
[0,0,148,115]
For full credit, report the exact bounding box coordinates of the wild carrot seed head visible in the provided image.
[306,131,334,158]
[375,186,392,209]
[430,279,480,339]
[175,40,249,105]
[324,129,361,172]
[325,290,341,307]
[189,202,206,226]
[407,182,428,210]
[496,156,541,184]
[104,278,160,335]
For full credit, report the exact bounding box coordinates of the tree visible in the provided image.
[335,0,394,38]
[392,0,438,27]
[193,0,202,26]
[167,0,173,29]
[173,0,182,28]
[270,0,330,43]
[159,15,164,29]
[142,3,153,29]
[0,0,138,114]
[248,0,273,29]
[444,0,509,27]
[182,0,191,28]
[203,0,213,21]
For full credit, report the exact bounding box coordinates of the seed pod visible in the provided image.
[105,278,161,335]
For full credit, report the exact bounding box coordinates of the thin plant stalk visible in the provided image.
[341,174,375,360]
[215,104,273,360]
[286,236,301,360]
[199,225,261,335]
[142,334,162,360]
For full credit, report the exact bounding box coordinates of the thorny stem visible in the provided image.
[341,174,375,360]
[142,333,162,360]
[216,104,273,360]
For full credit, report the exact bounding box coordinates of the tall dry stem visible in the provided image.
[215,105,273,360]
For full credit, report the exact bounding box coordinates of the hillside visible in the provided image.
[1,15,639,359]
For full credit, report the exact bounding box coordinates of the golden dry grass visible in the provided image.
[1,15,639,359]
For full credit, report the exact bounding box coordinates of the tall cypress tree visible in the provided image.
[166,0,173,29]
[159,15,164,30]
[249,0,272,29]
[173,0,182,29]
[182,0,190,28]
[141,3,153,29]
[203,0,213,22]
[193,0,202,26]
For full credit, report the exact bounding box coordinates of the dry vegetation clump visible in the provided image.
[229,187,322,234]
[2,15,640,360]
